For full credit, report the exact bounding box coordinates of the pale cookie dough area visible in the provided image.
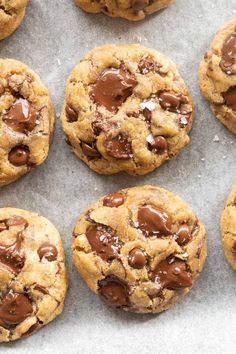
[199,19,236,134]
[74,0,174,21]
[0,0,29,40]
[0,59,55,187]
[72,185,207,314]
[61,44,194,176]
[0,208,68,342]
[221,185,236,271]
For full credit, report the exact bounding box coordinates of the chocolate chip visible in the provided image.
[220,32,236,74]
[128,248,147,269]
[65,105,78,122]
[105,134,132,159]
[175,224,191,246]
[142,107,152,122]
[138,57,159,74]
[150,256,193,289]
[91,113,111,135]
[81,142,101,158]
[103,192,124,207]
[0,292,33,328]
[223,86,236,111]
[37,242,58,261]
[3,98,38,134]
[8,146,30,166]
[0,232,25,274]
[137,205,172,236]
[91,67,137,112]
[148,136,167,154]
[22,322,41,337]
[6,216,28,229]
[196,241,203,259]
[132,0,149,11]
[98,275,129,307]
[146,284,162,299]
[159,91,188,112]
[86,224,120,261]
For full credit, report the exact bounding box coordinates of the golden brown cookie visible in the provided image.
[72,185,207,314]
[199,19,236,134]
[0,0,29,40]
[0,208,68,342]
[0,59,55,187]
[61,44,194,176]
[221,185,236,271]
[74,0,174,21]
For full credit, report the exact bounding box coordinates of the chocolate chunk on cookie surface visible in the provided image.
[72,185,207,314]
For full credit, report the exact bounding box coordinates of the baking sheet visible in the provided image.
[1,0,236,353]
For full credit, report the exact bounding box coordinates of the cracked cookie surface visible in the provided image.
[72,185,207,314]
[0,208,68,342]
[61,44,194,176]
[0,0,29,40]
[199,19,236,134]
[221,185,236,271]
[74,0,174,21]
[0,59,55,187]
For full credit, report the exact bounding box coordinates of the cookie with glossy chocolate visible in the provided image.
[0,0,29,40]
[199,19,236,134]
[74,0,173,21]
[221,185,236,270]
[61,44,194,175]
[0,59,55,187]
[72,185,207,314]
[0,208,68,342]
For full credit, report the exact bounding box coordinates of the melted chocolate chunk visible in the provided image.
[148,136,167,154]
[81,142,101,158]
[65,105,78,122]
[220,32,236,74]
[159,91,188,112]
[0,216,28,232]
[138,56,161,75]
[151,256,193,289]
[0,232,25,274]
[37,242,58,261]
[128,247,147,269]
[3,98,38,134]
[86,224,120,261]
[132,0,149,11]
[8,146,30,166]
[22,322,41,337]
[0,292,33,328]
[137,205,172,236]
[91,67,137,112]
[98,275,129,307]
[105,134,132,159]
[103,192,124,207]
[175,224,191,246]
[223,86,236,111]
[91,113,111,135]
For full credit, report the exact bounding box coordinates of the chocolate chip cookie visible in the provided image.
[199,19,236,134]
[72,185,207,314]
[0,208,68,342]
[61,44,194,175]
[220,185,236,271]
[74,0,173,21]
[0,0,29,40]
[0,59,55,187]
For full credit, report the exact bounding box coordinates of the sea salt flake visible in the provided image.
[140,100,156,111]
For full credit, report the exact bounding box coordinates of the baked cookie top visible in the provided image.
[199,19,236,134]
[61,44,194,176]
[0,208,68,342]
[0,59,55,187]
[0,0,29,40]
[72,185,207,314]
[221,185,236,271]
[74,0,174,21]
